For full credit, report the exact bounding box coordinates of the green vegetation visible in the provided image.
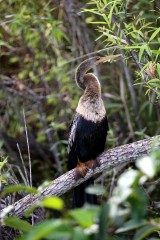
[0,0,160,239]
[1,151,160,239]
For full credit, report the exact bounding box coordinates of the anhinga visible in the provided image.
[68,55,120,208]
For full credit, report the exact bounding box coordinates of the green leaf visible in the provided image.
[25,204,38,218]
[145,88,151,96]
[102,0,107,5]
[20,220,64,240]
[124,46,141,49]
[139,44,146,62]
[0,157,8,170]
[97,203,109,240]
[149,27,160,42]
[140,62,150,75]
[0,41,14,49]
[2,185,37,197]
[0,205,14,219]
[145,45,151,57]
[72,227,87,240]
[157,63,160,78]
[25,196,64,217]
[108,2,116,25]
[70,206,98,228]
[4,216,32,233]
[148,78,160,88]
[148,78,160,83]
[102,14,110,27]
[105,103,123,109]
[134,224,160,240]
[88,21,107,24]
[41,196,64,210]
[116,220,147,233]
[86,184,105,195]
[149,82,160,88]
[136,156,157,178]
[118,170,139,188]
[133,82,144,86]
[43,223,72,239]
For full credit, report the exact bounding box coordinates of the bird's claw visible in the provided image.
[85,159,100,170]
[74,159,100,180]
[74,163,88,180]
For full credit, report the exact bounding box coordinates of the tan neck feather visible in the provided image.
[76,98,106,122]
[76,73,106,122]
[83,73,101,98]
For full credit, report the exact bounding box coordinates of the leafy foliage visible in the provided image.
[1,150,160,239]
[83,0,160,99]
[0,0,160,239]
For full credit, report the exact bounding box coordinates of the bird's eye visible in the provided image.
[96,57,100,61]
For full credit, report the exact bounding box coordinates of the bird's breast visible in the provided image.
[76,97,106,123]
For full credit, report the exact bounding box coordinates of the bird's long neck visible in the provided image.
[83,73,101,99]
[76,73,105,122]
[75,59,99,91]
[75,59,101,98]
[75,57,106,122]
[76,73,106,122]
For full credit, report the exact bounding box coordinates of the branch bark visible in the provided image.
[1,135,160,219]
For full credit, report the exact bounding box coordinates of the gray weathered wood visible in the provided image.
[1,135,160,219]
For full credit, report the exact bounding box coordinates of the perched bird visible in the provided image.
[68,55,120,208]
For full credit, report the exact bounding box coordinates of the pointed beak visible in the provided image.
[96,54,122,63]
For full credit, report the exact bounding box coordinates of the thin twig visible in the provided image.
[16,144,29,187]
[23,110,34,226]
[23,110,32,188]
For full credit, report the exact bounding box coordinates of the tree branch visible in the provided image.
[1,135,160,219]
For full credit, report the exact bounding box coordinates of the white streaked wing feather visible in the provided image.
[67,114,79,153]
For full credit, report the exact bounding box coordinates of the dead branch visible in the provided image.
[0,135,160,219]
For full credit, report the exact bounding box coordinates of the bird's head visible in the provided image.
[75,54,122,90]
[78,54,122,72]
[95,54,122,64]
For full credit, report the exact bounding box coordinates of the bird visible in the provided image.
[68,55,121,208]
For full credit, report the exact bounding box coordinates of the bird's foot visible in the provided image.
[74,161,88,180]
[85,159,100,170]
[93,159,100,168]
[85,160,94,170]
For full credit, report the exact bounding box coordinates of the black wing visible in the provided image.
[76,114,108,162]
[68,113,109,170]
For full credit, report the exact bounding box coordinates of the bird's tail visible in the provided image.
[72,177,97,208]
